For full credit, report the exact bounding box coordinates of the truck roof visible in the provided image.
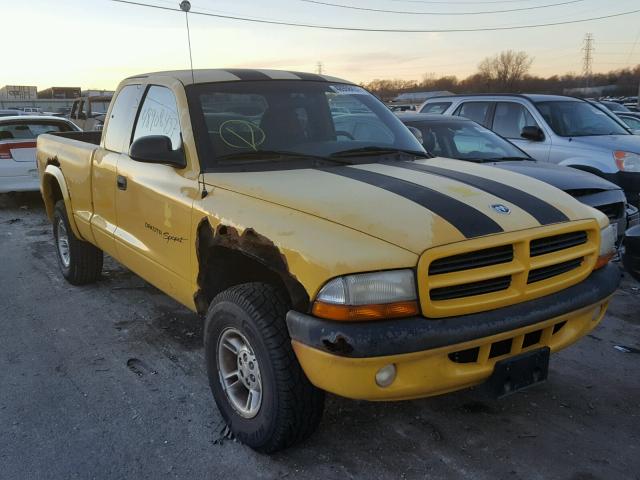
[126,69,352,86]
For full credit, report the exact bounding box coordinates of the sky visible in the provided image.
[3,0,640,90]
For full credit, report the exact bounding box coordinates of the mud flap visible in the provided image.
[485,347,550,398]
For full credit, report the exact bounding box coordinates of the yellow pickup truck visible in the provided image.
[37,69,620,452]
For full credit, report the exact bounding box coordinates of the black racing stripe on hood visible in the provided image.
[288,71,326,81]
[223,69,272,81]
[319,166,503,238]
[392,162,569,225]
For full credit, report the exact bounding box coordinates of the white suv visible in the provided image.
[419,94,640,207]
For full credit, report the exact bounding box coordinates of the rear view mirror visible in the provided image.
[521,126,545,141]
[129,135,186,168]
[407,126,423,144]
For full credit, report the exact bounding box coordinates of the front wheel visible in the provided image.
[204,283,325,453]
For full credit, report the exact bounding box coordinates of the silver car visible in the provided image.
[419,94,640,208]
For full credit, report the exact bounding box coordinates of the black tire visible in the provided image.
[53,200,103,285]
[204,282,325,453]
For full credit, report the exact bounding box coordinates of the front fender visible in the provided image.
[558,157,617,175]
[42,165,83,239]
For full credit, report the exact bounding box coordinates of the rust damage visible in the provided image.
[194,218,309,314]
[322,335,354,355]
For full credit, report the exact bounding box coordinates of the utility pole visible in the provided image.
[316,62,323,75]
[582,33,594,89]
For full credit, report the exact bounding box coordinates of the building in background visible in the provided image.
[38,87,81,99]
[0,85,37,101]
[82,89,115,97]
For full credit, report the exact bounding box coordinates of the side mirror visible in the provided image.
[407,126,423,144]
[78,112,87,120]
[129,135,186,168]
[521,126,545,141]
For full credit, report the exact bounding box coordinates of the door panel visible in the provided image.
[114,158,196,304]
[113,84,196,306]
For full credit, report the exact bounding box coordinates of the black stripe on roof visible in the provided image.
[319,166,503,239]
[223,69,272,81]
[288,71,326,81]
[391,162,569,225]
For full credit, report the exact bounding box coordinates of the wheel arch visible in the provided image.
[194,217,310,315]
[42,165,82,239]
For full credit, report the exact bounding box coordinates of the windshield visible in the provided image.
[406,120,529,161]
[187,80,425,170]
[535,100,629,137]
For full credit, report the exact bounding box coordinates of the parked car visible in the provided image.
[617,113,640,134]
[397,113,638,242]
[418,94,640,208]
[37,69,620,452]
[0,109,23,117]
[0,116,80,192]
[18,107,44,115]
[624,225,640,281]
[68,95,112,131]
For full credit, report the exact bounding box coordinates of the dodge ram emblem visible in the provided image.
[491,204,511,215]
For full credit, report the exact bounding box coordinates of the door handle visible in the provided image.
[117,175,127,191]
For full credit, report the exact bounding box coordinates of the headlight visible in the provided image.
[313,270,419,321]
[613,151,640,172]
[595,224,616,269]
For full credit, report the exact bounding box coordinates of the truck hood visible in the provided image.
[566,134,640,153]
[487,160,620,192]
[203,158,596,254]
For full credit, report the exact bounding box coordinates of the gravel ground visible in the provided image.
[1,192,639,480]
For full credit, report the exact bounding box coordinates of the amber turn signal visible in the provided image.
[312,300,419,322]
[594,252,614,270]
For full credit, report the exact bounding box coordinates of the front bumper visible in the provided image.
[287,264,620,400]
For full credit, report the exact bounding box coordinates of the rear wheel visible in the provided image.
[204,282,325,453]
[53,200,103,285]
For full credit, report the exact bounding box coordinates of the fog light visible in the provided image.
[375,364,397,388]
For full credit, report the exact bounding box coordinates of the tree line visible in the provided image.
[362,50,640,100]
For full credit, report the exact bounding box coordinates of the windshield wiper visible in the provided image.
[217,150,353,165]
[330,147,428,159]
[490,156,532,162]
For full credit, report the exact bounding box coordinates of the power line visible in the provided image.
[300,0,587,16]
[110,1,640,34]
[389,0,549,4]
[627,29,640,64]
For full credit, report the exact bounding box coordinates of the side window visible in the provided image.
[453,102,491,126]
[492,102,539,139]
[132,86,181,150]
[420,102,452,114]
[104,84,143,153]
